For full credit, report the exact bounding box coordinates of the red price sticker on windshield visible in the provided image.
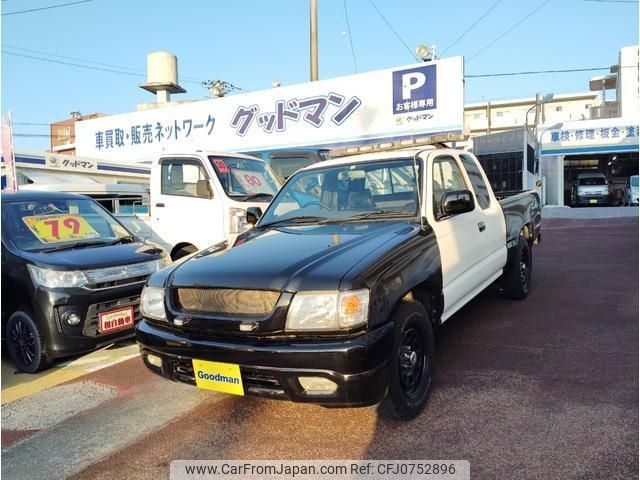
[231,169,268,194]
[22,214,100,244]
[212,158,230,173]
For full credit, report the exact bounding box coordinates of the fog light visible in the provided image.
[146,354,163,369]
[63,312,81,326]
[298,376,338,395]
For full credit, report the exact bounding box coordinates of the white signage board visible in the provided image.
[539,118,639,155]
[76,57,464,161]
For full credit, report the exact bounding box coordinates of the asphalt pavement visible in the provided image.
[1,215,638,480]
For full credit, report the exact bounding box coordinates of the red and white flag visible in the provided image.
[1,111,18,192]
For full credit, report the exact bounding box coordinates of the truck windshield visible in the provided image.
[2,198,132,252]
[259,158,420,226]
[631,176,639,187]
[579,177,607,186]
[209,156,281,200]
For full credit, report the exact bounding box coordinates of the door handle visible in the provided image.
[478,222,486,232]
[155,203,165,208]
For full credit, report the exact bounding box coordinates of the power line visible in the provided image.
[342,0,358,73]
[3,44,205,83]
[366,0,419,62]
[442,0,503,55]
[3,50,209,85]
[465,66,611,78]
[2,0,94,16]
[583,0,638,3]
[467,0,553,62]
[13,122,51,126]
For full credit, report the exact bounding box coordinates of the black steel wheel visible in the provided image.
[501,235,532,300]
[383,301,435,420]
[6,310,49,373]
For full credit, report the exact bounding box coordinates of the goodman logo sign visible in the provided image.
[198,370,240,385]
[392,64,437,114]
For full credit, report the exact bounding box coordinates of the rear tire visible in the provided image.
[6,310,50,373]
[501,235,532,300]
[381,301,435,421]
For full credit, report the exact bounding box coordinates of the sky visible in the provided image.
[1,0,638,151]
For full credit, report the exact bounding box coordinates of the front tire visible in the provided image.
[6,310,50,373]
[382,301,435,420]
[501,235,532,300]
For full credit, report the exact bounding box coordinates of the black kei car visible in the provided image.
[1,190,170,373]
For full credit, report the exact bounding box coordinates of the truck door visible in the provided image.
[152,157,222,255]
[458,152,508,281]
[425,153,494,321]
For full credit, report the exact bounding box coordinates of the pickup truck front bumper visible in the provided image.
[136,319,393,407]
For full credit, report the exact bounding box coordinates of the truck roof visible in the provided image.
[157,150,266,163]
[300,146,447,172]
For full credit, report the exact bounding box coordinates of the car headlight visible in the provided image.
[229,208,249,234]
[140,286,167,321]
[27,265,88,288]
[285,289,369,331]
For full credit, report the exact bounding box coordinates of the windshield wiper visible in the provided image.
[242,193,274,201]
[343,210,416,222]
[101,235,136,246]
[37,240,112,253]
[229,192,274,202]
[259,215,329,228]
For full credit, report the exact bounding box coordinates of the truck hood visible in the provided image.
[167,222,410,292]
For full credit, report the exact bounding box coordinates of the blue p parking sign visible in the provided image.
[392,64,437,114]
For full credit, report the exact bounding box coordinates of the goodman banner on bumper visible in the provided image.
[75,56,464,161]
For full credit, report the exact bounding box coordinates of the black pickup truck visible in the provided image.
[136,147,541,419]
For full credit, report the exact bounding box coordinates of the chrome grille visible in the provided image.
[175,288,280,316]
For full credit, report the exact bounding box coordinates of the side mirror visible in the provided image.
[442,190,475,216]
[246,207,263,225]
[196,179,213,199]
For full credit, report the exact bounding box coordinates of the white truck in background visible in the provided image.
[148,151,281,259]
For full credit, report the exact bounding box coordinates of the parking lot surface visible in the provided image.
[2,215,638,480]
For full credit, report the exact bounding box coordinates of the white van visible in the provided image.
[150,151,281,259]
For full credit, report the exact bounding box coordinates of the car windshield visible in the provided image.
[631,176,639,187]
[259,158,420,226]
[579,176,607,186]
[209,156,281,200]
[2,198,132,252]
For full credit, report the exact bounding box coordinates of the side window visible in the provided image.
[460,154,491,209]
[161,160,209,198]
[432,156,468,218]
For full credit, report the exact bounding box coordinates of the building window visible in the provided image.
[496,111,504,117]
[473,113,482,120]
[585,104,590,109]
[555,106,563,112]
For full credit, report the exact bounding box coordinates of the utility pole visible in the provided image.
[310,0,319,81]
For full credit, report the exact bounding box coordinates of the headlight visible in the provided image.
[229,208,249,234]
[140,286,167,321]
[28,265,88,288]
[285,289,369,331]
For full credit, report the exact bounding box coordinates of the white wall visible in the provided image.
[618,45,640,118]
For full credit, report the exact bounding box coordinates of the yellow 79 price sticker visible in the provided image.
[22,214,100,244]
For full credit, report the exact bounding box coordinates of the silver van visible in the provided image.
[571,173,609,207]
